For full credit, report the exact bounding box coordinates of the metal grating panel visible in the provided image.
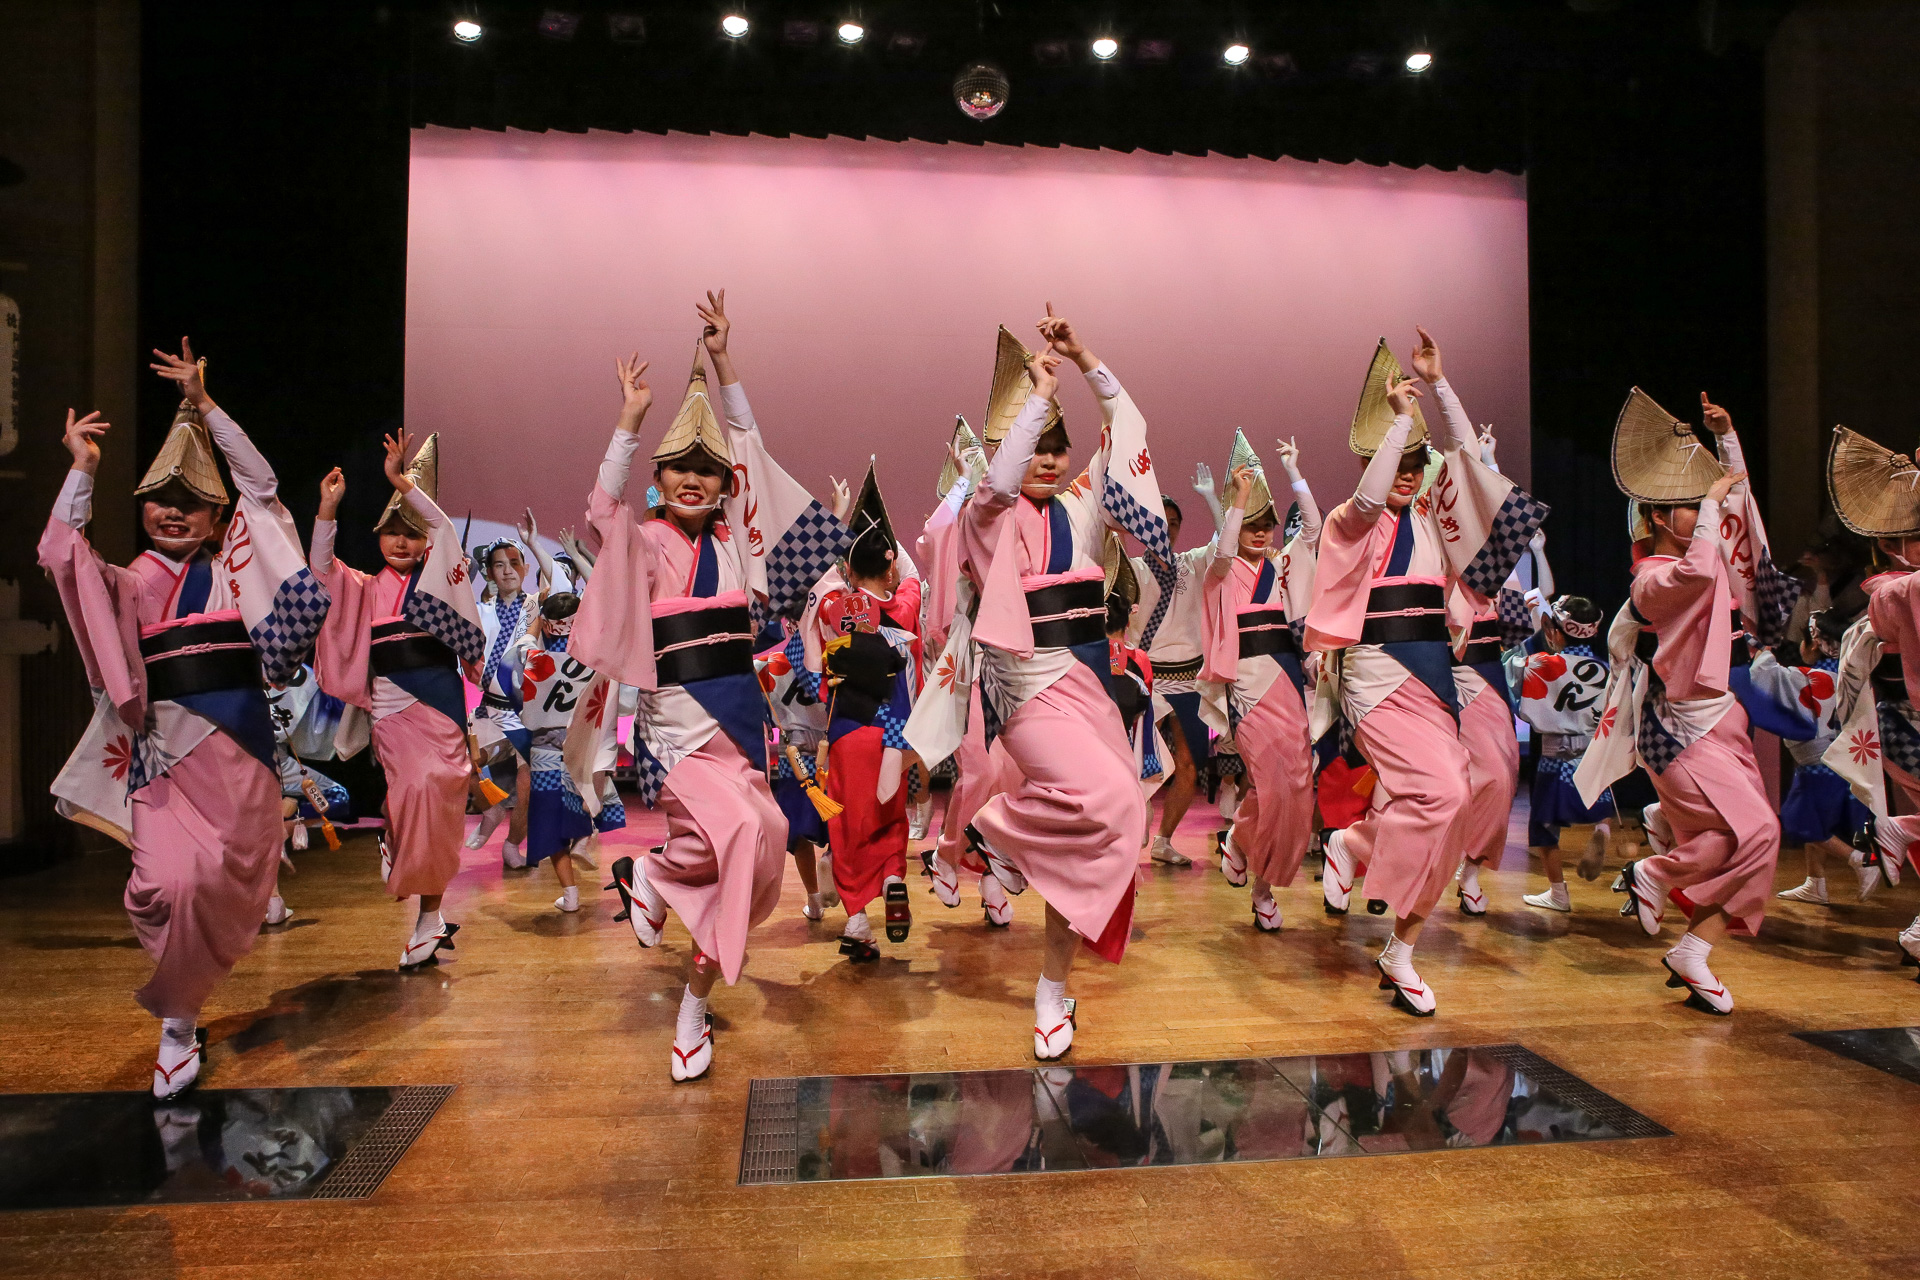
[1478,1043,1672,1139]
[738,1077,800,1185]
[310,1084,455,1200]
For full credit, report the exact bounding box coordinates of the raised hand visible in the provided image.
[614,353,652,429]
[149,337,212,411]
[1700,391,1733,436]
[383,427,413,490]
[1477,425,1498,467]
[1191,461,1215,496]
[1228,464,1257,509]
[829,476,852,523]
[1409,326,1443,384]
[1274,436,1302,478]
[1706,470,1747,505]
[62,409,109,474]
[1026,349,1062,403]
[1036,302,1086,360]
[1386,375,1423,417]
[696,289,730,356]
[318,467,346,519]
[517,506,540,545]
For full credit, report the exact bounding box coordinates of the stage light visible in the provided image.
[1405,50,1433,72]
[954,61,1010,121]
[838,21,865,45]
[452,19,483,43]
[1223,42,1250,66]
[1091,36,1119,61]
[721,14,750,38]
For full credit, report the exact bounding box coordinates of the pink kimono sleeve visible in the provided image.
[1869,571,1920,700]
[570,481,660,691]
[1630,503,1732,700]
[37,514,148,728]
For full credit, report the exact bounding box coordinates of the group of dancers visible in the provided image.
[41,297,1920,1098]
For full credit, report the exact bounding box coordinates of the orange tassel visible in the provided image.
[478,776,509,807]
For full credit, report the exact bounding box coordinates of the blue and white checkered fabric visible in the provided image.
[1751,548,1802,648]
[250,568,331,685]
[529,767,565,793]
[405,590,486,665]
[1496,587,1534,648]
[1879,701,1920,775]
[1460,488,1550,599]
[1102,478,1176,649]
[878,692,911,750]
[634,739,669,807]
[765,500,854,621]
[1637,689,1686,775]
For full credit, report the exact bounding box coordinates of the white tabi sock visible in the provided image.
[844,910,874,942]
[677,985,709,1040]
[411,908,443,944]
[1669,931,1711,963]
[160,1016,198,1047]
[1251,878,1274,905]
[1380,935,1414,971]
[558,885,579,911]
[1459,862,1482,897]
[1035,974,1068,1021]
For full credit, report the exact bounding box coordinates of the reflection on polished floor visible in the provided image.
[742,1045,1667,1184]
[1796,1026,1920,1088]
[9,804,1920,1277]
[0,1084,451,1210]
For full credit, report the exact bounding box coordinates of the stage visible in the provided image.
[4,806,1919,1278]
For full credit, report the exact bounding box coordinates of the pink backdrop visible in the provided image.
[406,127,1529,553]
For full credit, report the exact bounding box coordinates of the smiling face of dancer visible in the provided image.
[486,544,526,599]
[140,483,220,558]
[1019,349,1071,501]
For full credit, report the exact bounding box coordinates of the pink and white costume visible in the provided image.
[570,382,789,985]
[41,409,319,1018]
[1306,378,1544,923]
[1576,502,1781,937]
[957,364,1152,961]
[1200,494,1321,894]
[310,487,478,900]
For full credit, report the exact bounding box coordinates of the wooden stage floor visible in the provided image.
[4,800,1920,1279]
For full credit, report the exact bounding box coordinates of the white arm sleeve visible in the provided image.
[310,518,337,577]
[597,429,643,504]
[202,406,278,505]
[55,469,94,529]
[1352,416,1415,516]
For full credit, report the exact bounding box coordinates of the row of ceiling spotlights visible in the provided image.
[448,18,1433,71]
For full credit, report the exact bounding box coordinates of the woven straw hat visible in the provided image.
[1350,337,1430,457]
[1610,387,1723,503]
[1828,425,1920,538]
[136,362,229,506]
[652,342,732,468]
[1226,429,1275,525]
[376,432,440,535]
[983,325,1064,448]
[937,414,986,497]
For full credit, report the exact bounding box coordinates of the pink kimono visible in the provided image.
[1305,377,1545,920]
[1866,571,1920,820]
[1201,511,1313,888]
[1625,504,1781,935]
[39,411,311,1018]
[570,389,787,985]
[311,487,474,901]
[958,364,1149,961]
[1453,604,1520,869]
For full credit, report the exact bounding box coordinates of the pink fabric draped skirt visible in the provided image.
[126,730,282,1018]
[1231,678,1315,887]
[1342,680,1472,919]
[1456,686,1519,866]
[372,702,470,899]
[936,686,1010,875]
[972,663,1143,962]
[653,730,787,984]
[1643,704,1781,936]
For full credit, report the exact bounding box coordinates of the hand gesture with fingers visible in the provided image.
[1191,462,1214,497]
[1026,349,1062,403]
[1707,470,1746,504]
[830,476,852,523]
[1228,464,1256,510]
[1386,376,1423,417]
[149,337,212,411]
[383,427,414,491]
[62,409,109,474]
[1036,302,1086,361]
[1275,436,1302,479]
[518,506,540,546]
[1700,392,1733,437]
[1409,326,1443,384]
[614,353,652,429]
[318,467,345,519]
[696,290,730,356]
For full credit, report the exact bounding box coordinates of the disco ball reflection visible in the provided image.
[953,62,1010,120]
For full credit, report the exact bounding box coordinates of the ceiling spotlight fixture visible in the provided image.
[1091,36,1119,61]
[1223,42,1250,66]
[954,61,1011,121]
[1405,50,1434,72]
[721,13,750,38]
[837,21,865,45]
[452,18,483,42]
